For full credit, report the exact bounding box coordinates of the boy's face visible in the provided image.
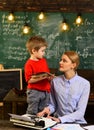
[33,46,46,59]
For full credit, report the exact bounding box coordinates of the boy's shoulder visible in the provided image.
[25,58,46,65]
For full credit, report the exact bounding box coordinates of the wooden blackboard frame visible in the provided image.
[0,68,23,101]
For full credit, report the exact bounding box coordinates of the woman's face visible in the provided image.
[59,54,76,73]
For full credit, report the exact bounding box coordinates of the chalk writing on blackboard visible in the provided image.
[0,12,94,69]
[6,46,27,61]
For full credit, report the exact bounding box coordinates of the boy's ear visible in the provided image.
[32,48,36,53]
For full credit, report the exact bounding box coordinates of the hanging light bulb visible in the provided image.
[61,19,69,31]
[22,23,31,34]
[38,11,45,20]
[75,13,83,25]
[7,12,15,22]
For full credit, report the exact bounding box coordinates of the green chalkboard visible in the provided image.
[0,11,94,69]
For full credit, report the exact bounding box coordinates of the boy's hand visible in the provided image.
[47,74,56,81]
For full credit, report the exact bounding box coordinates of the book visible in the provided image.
[32,72,55,79]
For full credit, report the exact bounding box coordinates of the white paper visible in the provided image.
[83,125,94,130]
[52,124,84,130]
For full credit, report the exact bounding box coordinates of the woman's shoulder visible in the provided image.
[77,74,90,85]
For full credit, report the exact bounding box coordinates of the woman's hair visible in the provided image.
[26,36,48,54]
[64,51,80,70]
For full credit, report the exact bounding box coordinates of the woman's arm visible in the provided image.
[58,82,90,123]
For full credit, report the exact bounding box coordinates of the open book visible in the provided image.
[32,72,55,79]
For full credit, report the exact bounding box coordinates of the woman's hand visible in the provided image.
[48,116,61,123]
[37,107,50,117]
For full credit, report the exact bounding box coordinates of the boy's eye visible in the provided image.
[63,59,67,62]
[42,50,45,52]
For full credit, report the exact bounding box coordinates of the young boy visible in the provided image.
[24,36,52,115]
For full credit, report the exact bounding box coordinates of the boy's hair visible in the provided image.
[26,36,48,54]
[64,51,80,70]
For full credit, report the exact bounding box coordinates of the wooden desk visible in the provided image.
[3,89,27,115]
[0,120,27,130]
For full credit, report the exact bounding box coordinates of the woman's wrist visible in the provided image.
[57,118,61,123]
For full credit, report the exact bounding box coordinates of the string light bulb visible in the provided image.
[61,19,69,31]
[22,23,31,34]
[38,11,45,20]
[7,12,15,22]
[75,13,83,25]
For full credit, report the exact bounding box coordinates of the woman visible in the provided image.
[37,51,90,124]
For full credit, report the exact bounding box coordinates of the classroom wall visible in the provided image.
[0,11,94,69]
